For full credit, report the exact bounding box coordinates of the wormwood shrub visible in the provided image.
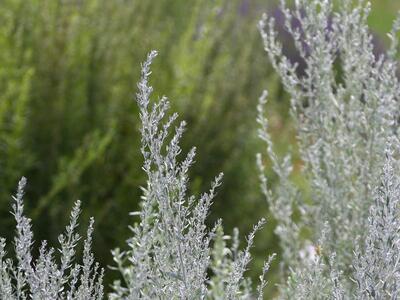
[258,0,400,298]
[2,0,400,299]
[108,51,273,299]
[0,178,104,299]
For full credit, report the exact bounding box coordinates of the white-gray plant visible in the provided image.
[258,0,400,298]
[110,51,272,300]
[0,177,104,300]
[6,0,400,297]
[353,140,400,299]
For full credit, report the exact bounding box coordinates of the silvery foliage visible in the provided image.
[353,142,400,300]
[110,51,272,299]
[258,0,400,298]
[0,177,104,300]
[208,223,275,300]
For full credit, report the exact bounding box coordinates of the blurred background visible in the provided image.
[0,0,398,295]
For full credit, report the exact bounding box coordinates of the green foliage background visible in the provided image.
[0,0,396,294]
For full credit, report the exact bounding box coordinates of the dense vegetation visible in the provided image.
[1,0,400,298]
[0,0,282,287]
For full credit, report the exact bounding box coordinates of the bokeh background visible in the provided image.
[0,0,398,295]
